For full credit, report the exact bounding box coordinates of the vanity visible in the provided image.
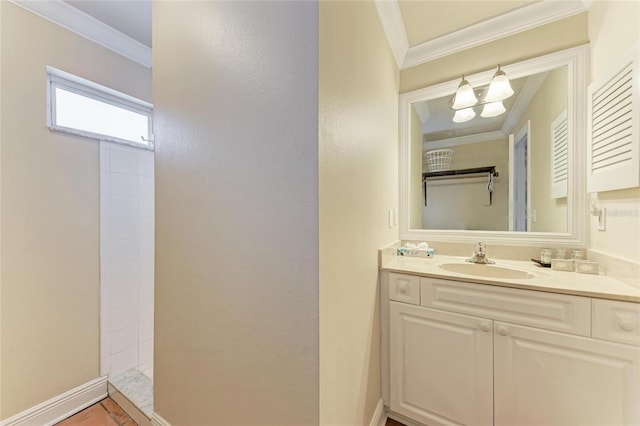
[380,254,640,426]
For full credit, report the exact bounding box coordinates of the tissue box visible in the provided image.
[397,247,434,258]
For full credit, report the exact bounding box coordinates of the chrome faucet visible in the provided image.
[466,242,495,264]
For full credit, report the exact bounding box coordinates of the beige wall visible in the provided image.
[422,139,509,230]
[513,67,568,233]
[400,13,589,94]
[153,2,319,425]
[319,1,399,424]
[588,0,640,263]
[0,3,151,419]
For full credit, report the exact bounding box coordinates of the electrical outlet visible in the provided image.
[388,209,393,228]
[597,207,606,231]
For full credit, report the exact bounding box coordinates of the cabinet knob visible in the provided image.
[497,326,509,336]
[398,284,408,295]
[618,317,637,332]
[479,323,491,332]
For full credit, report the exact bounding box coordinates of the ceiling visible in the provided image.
[63,0,152,47]
[397,0,536,47]
[58,0,551,54]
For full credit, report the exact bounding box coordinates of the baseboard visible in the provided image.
[369,398,387,426]
[151,412,172,426]
[0,376,107,426]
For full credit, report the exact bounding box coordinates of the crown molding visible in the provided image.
[424,130,506,151]
[375,0,588,70]
[374,0,408,68]
[9,0,152,68]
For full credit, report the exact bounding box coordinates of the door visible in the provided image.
[513,132,528,231]
[494,322,640,426]
[390,302,493,426]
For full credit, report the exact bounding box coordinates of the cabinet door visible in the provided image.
[390,302,493,426]
[494,321,640,426]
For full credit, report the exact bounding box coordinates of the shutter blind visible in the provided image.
[587,46,639,193]
[551,110,568,198]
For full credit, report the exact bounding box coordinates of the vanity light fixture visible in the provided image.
[480,101,506,118]
[451,76,478,110]
[453,107,476,123]
[450,65,514,122]
[484,65,514,103]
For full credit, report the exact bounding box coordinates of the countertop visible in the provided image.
[380,254,640,303]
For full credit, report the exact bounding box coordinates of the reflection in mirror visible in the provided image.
[400,46,588,246]
[410,66,568,233]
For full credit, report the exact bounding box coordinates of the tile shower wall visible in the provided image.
[100,141,154,378]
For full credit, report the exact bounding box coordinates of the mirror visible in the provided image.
[399,46,588,246]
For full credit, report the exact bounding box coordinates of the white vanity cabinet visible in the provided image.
[383,272,640,426]
[390,302,493,426]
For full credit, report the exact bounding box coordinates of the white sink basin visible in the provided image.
[439,262,536,280]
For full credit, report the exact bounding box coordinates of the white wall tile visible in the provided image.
[138,175,154,198]
[101,309,111,336]
[139,238,154,260]
[139,298,154,323]
[102,240,138,264]
[100,286,111,313]
[101,331,110,359]
[100,357,109,377]
[111,283,139,310]
[111,325,138,354]
[110,346,138,376]
[138,150,154,177]
[100,195,110,220]
[139,217,154,239]
[110,146,139,175]
[110,195,138,218]
[111,173,139,197]
[105,261,139,288]
[100,171,111,195]
[139,259,154,300]
[110,218,139,240]
[100,143,111,172]
[111,304,138,331]
[139,340,153,364]
[100,143,154,376]
[138,196,154,217]
[139,319,153,342]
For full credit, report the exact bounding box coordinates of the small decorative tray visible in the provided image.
[531,258,551,268]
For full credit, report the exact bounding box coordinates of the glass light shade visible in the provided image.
[453,107,476,123]
[451,78,478,109]
[484,67,514,102]
[480,101,506,118]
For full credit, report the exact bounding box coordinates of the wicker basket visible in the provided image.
[424,149,454,172]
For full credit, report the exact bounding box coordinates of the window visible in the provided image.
[47,67,153,149]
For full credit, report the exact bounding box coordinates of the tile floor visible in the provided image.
[56,397,134,426]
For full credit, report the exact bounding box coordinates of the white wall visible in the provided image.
[153,2,319,424]
[587,0,640,263]
[0,2,151,419]
[319,1,399,424]
[99,142,154,378]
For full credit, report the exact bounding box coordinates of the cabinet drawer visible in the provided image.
[389,273,420,305]
[593,299,640,347]
[421,278,591,336]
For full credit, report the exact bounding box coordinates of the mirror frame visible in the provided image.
[399,45,589,247]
